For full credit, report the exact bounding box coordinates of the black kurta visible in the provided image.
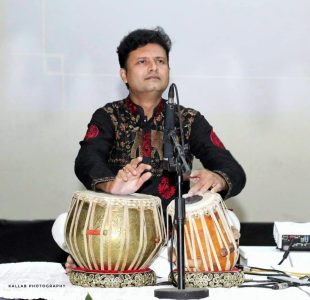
[75,98,246,214]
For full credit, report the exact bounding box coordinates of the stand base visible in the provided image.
[169,269,244,288]
[154,287,209,299]
[69,267,156,288]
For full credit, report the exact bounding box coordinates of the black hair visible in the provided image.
[117,26,172,69]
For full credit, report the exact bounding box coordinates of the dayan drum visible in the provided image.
[65,191,166,287]
[167,192,240,273]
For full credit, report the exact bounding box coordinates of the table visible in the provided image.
[0,246,309,300]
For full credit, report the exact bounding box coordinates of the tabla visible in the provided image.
[65,191,166,287]
[167,192,240,273]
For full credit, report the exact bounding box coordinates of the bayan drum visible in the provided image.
[65,191,166,287]
[167,192,244,287]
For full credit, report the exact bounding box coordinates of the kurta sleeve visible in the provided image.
[189,112,246,199]
[75,108,116,190]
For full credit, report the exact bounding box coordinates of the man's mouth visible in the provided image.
[145,76,160,80]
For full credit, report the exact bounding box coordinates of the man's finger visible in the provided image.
[190,170,200,178]
[211,182,224,193]
[130,156,143,168]
[117,170,128,182]
[136,163,152,175]
[136,171,152,188]
[188,181,204,196]
[124,165,137,176]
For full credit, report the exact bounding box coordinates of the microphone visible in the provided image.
[163,84,175,171]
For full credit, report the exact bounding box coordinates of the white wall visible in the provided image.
[1,0,309,222]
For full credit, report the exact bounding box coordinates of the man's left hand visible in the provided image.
[188,169,228,196]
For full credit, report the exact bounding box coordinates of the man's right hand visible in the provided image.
[96,157,152,195]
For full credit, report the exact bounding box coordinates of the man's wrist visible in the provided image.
[219,175,228,190]
[96,181,112,193]
[212,170,232,199]
[91,177,115,192]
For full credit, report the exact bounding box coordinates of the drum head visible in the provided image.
[72,190,162,207]
[167,191,223,217]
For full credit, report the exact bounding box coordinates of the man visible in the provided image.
[64,27,246,272]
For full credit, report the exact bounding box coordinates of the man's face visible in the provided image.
[120,43,169,95]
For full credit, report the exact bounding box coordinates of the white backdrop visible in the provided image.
[1,0,309,222]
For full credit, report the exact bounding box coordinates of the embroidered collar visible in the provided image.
[124,97,165,119]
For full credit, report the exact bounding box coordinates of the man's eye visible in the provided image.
[138,60,145,64]
[157,59,165,64]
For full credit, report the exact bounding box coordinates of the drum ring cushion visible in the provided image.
[69,267,156,288]
[169,269,244,288]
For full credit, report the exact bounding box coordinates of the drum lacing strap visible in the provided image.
[71,198,87,268]
[141,205,164,269]
[217,204,239,264]
[221,201,239,242]
[200,212,221,271]
[188,215,198,270]
[166,211,170,244]
[219,200,236,229]
[184,223,192,269]
[199,214,213,271]
[114,204,129,271]
[128,204,145,270]
[107,202,113,270]
[88,201,99,269]
[210,207,231,268]
[99,200,110,270]
[83,199,95,269]
[120,205,130,271]
[136,206,149,269]
[66,198,79,265]
[158,204,167,246]
[191,216,208,271]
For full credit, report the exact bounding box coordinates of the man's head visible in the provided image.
[117,27,171,95]
[117,27,171,69]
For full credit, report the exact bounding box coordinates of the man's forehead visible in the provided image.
[128,43,167,58]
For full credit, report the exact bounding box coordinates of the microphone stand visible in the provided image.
[154,85,209,299]
[169,131,189,291]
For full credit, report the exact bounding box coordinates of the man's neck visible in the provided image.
[129,92,162,119]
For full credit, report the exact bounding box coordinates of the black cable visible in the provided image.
[278,238,295,265]
[239,283,275,289]
[236,264,289,276]
[239,282,290,289]
[236,262,310,290]
[171,83,185,150]
[243,272,289,277]
[244,279,275,283]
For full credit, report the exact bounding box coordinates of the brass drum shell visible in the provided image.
[65,191,166,271]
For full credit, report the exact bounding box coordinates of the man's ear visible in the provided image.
[119,68,127,84]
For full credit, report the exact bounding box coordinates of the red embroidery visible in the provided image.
[158,176,176,200]
[155,99,165,115]
[210,129,225,149]
[125,98,138,114]
[125,98,165,117]
[142,131,151,157]
[84,124,99,140]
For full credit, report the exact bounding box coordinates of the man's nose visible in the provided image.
[149,60,158,72]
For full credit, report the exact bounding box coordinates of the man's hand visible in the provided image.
[96,157,152,195]
[188,169,228,196]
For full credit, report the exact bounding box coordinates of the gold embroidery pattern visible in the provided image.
[169,270,244,288]
[130,128,143,159]
[101,99,198,195]
[103,100,197,170]
[69,269,156,288]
